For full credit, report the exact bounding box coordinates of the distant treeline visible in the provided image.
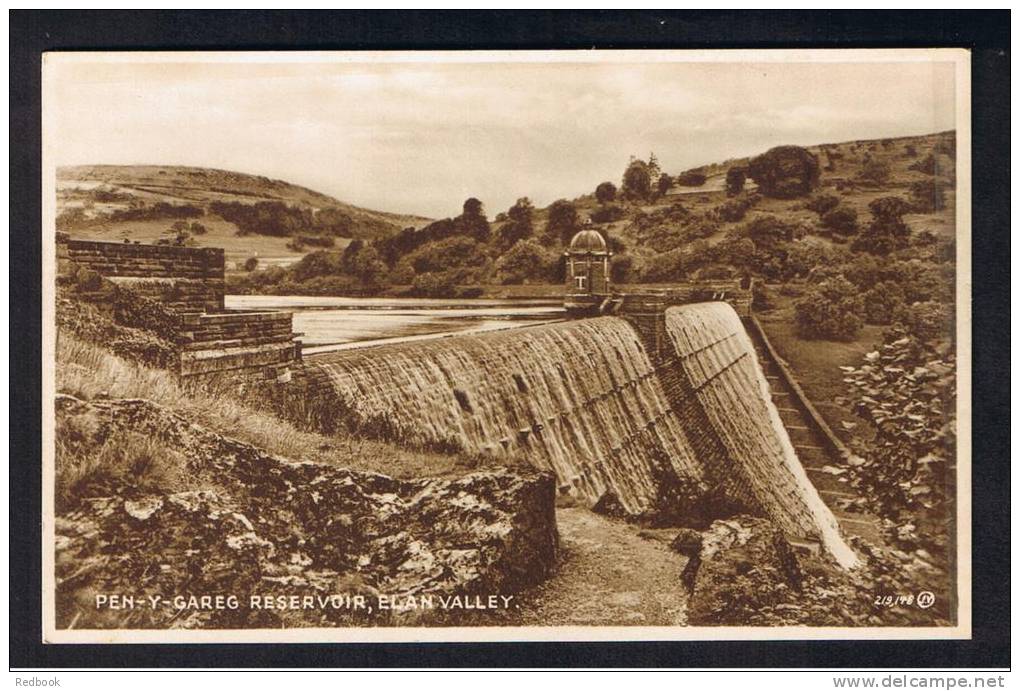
[210,201,355,238]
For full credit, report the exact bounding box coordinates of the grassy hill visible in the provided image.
[56,165,431,270]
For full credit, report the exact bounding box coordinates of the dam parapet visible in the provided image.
[57,234,300,382]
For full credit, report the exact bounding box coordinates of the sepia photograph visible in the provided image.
[39,47,971,643]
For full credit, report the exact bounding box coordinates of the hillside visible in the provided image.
[56,165,431,270]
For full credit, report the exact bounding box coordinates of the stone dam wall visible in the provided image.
[299,302,855,567]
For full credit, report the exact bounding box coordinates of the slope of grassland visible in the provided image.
[56,165,431,269]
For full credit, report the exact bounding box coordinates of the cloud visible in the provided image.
[48,57,956,218]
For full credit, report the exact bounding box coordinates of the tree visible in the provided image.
[794,276,864,341]
[499,197,534,249]
[459,197,491,242]
[852,196,913,255]
[747,146,820,198]
[545,199,579,245]
[647,152,661,181]
[725,167,747,196]
[595,181,617,204]
[622,159,653,200]
[243,257,259,272]
[495,240,554,284]
[657,174,674,196]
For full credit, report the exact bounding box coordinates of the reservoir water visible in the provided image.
[225,295,566,354]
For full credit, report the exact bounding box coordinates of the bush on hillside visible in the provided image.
[794,276,864,341]
[725,167,746,196]
[861,281,907,325]
[674,171,707,187]
[805,193,840,215]
[747,146,820,199]
[717,197,752,223]
[821,206,859,234]
[595,181,617,204]
[852,197,913,255]
[495,240,556,285]
[856,159,892,186]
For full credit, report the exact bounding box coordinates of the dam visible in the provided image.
[301,303,856,568]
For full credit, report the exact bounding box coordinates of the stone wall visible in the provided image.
[56,236,299,382]
[178,312,299,380]
[60,237,225,312]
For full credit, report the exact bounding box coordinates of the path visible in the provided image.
[511,507,689,627]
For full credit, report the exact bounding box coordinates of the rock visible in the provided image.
[684,515,805,626]
[54,395,558,629]
[669,528,703,557]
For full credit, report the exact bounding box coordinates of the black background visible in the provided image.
[10,10,1010,669]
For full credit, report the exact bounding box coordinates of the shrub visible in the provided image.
[590,204,625,224]
[388,258,415,285]
[495,240,555,285]
[747,146,820,198]
[674,171,707,187]
[725,167,746,196]
[805,193,840,215]
[893,300,952,342]
[903,144,918,158]
[793,276,864,341]
[189,221,208,235]
[856,159,892,186]
[717,197,752,223]
[595,181,617,204]
[744,214,796,250]
[243,257,259,272]
[821,206,859,234]
[622,159,653,200]
[861,281,906,325]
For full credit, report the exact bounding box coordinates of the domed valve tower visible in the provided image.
[563,225,612,314]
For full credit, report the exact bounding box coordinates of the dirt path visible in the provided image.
[512,507,689,626]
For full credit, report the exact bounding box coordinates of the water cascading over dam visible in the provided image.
[306,302,856,567]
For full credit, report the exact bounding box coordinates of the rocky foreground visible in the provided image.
[54,395,558,629]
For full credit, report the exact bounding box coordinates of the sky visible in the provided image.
[46,53,958,219]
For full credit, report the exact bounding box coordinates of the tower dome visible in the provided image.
[568,229,608,253]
